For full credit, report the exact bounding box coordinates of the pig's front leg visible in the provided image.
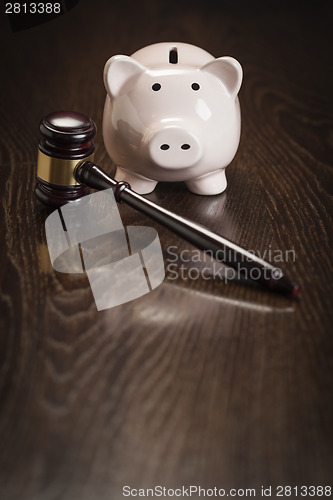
[115,167,158,194]
[186,169,227,195]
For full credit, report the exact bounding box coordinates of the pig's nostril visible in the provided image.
[160,144,170,150]
[181,144,191,150]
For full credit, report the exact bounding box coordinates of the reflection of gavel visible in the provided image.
[36,111,300,296]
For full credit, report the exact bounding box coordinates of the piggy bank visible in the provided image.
[102,42,242,195]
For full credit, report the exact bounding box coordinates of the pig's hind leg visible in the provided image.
[185,169,227,195]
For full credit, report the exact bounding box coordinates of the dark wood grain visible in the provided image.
[0,1,332,499]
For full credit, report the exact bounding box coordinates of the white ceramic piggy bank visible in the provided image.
[102,42,242,195]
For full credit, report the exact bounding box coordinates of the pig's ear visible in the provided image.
[201,57,242,98]
[104,55,146,99]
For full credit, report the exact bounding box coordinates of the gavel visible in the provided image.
[36,111,300,297]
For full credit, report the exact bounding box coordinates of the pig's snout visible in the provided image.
[148,126,202,169]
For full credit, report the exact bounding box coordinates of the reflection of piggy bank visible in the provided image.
[102,42,242,195]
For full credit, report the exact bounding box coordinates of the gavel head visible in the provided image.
[36,111,96,208]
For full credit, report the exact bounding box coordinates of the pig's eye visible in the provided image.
[152,83,161,91]
[191,83,200,91]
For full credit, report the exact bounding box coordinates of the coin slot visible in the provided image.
[169,48,178,64]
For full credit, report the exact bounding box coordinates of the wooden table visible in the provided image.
[0,1,332,498]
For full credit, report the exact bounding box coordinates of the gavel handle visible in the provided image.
[75,161,299,296]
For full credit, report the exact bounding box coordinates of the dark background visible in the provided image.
[0,1,332,499]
